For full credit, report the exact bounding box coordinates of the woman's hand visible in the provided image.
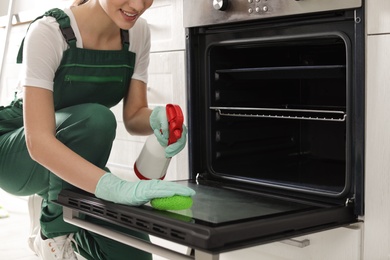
[149,106,169,146]
[150,106,188,158]
[95,172,196,206]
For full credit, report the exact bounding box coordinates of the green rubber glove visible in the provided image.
[150,106,169,147]
[165,124,187,158]
[95,172,196,206]
[150,106,188,158]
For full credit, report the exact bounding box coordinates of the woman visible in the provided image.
[0,0,194,259]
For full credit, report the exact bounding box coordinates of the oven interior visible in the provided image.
[187,14,364,209]
[209,37,348,195]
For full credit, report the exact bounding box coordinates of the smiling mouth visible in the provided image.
[121,9,138,18]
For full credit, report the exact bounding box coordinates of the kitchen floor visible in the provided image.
[0,189,37,260]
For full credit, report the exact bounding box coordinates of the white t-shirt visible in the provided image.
[19,8,150,92]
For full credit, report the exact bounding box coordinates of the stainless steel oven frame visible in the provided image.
[185,5,365,216]
[184,0,362,28]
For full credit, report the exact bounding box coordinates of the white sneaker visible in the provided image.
[33,232,78,260]
[28,226,40,252]
[27,195,42,252]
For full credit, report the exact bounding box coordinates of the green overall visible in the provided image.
[0,9,152,260]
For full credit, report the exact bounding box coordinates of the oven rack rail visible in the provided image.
[210,107,347,122]
[215,65,346,80]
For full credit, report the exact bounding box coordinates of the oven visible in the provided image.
[56,1,365,259]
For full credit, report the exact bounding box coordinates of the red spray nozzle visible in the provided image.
[166,104,184,145]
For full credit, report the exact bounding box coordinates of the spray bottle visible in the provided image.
[134,104,184,180]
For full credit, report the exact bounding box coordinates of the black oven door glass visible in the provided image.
[145,180,319,226]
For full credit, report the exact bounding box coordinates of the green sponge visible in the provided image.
[151,195,193,211]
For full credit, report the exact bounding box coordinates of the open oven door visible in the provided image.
[56,179,357,255]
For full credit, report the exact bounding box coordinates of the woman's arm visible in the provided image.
[122,79,153,135]
[23,86,196,203]
[23,87,105,193]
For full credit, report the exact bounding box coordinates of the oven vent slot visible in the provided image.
[211,107,346,122]
[63,196,188,242]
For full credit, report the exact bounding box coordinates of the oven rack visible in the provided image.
[215,65,346,80]
[210,106,347,122]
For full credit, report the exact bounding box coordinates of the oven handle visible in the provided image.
[280,238,311,248]
[63,207,195,260]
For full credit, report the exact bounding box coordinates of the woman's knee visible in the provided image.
[56,104,117,145]
[83,104,117,135]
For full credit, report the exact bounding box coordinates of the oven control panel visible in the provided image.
[184,0,362,27]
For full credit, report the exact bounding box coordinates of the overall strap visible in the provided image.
[17,8,76,64]
[120,29,130,50]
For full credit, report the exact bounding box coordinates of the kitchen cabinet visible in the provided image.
[364,33,390,259]
[367,0,390,34]
[363,2,390,259]
[142,0,185,52]
[219,225,362,260]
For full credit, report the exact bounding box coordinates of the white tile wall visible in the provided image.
[0,23,26,105]
[144,0,185,52]
[0,0,73,105]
